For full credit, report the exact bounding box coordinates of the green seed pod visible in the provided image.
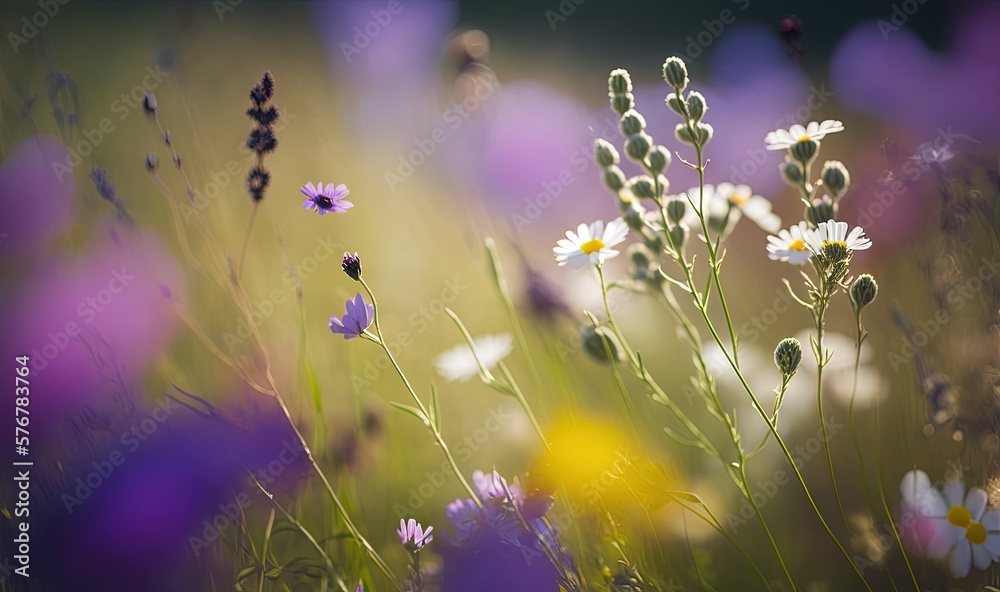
[774,337,803,377]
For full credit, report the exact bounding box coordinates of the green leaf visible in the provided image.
[387,401,429,426]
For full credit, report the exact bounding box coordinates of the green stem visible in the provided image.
[496,361,550,449]
[358,278,482,507]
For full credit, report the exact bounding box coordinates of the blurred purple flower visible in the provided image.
[628,25,811,199]
[300,181,352,214]
[397,518,434,549]
[329,293,374,339]
[0,134,76,253]
[830,2,1000,141]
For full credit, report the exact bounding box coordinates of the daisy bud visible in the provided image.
[805,195,836,226]
[780,159,804,186]
[821,160,850,198]
[668,223,687,251]
[628,244,662,285]
[608,68,633,95]
[610,93,635,116]
[774,337,802,378]
[662,56,688,91]
[850,274,878,308]
[790,139,818,165]
[603,166,626,192]
[342,252,362,281]
[624,133,651,161]
[674,123,712,147]
[665,92,684,115]
[580,324,624,364]
[142,93,158,115]
[627,176,656,200]
[645,145,671,174]
[619,110,646,137]
[628,243,652,268]
[594,139,620,167]
[145,152,159,173]
[686,91,707,124]
[665,197,687,224]
[620,200,646,231]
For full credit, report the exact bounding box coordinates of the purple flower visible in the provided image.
[397,518,434,550]
[329,293,373,339]
[300,181,352,214]
[0,134,76,253]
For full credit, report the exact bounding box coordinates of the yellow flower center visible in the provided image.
[788,239,807,251]
[580,238,606,255]
[966,522,988,545]
[797,135,812,143]
[729,193,750,205]
[948,505,972,527]
[823,240,847,249]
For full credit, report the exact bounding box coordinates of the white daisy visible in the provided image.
[900,470,1000,577]
[765,120,845,151]
[553,219,629,268]
[766,222,813,265]
[435,333,513,382]
[805,220,872,254]
[715,182,781,233]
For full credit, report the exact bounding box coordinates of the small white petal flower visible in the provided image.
[766,222,813,265]
[805,220,872,254]
[553,218,629,268]
[765,120,845,151]
[435,333,513,382]
[715,182,781,233]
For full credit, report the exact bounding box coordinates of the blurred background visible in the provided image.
[0,0,998,590]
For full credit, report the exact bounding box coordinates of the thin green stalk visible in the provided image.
[813,294,850,535]
[358,278,482,507]
[496,361,550,449]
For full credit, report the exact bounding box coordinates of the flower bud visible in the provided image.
[686,91,707,123]
[780,159,804,186]
[805,196,836,226]
[620,200,646,231]
[674,123,713,147]
[342,252,362,281]
[790,139,818,165]
[624,133,651,161]
[662,57,688,91]
[821,160,850,198]
[619,110,646,137]
[603,166,626,192]
[594,138,620,167]
[665,92,684,115]
[608,68,632,95]
[645,145,671,175]
[610,93,634,116]
[145,152,159,173]
[628,243,652,268]
[820,242,849,263]
[627,176,656,200]
[665,197,687,224]
[581,324,624,364]
[774,338,803,377]
[850,274,878,308]
[142,93,158,115]
[668,223,687,251]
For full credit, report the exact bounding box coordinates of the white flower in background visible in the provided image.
[435,333,513,382]
[900,470,1000,578]
[680,184,779,234]
[805,220,872,254]
[766,222,813,265]
[765,120,845,151]
[553,218,629,268]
